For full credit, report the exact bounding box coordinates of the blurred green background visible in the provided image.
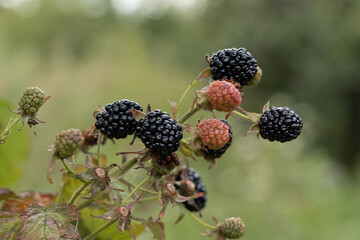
[1,0,360,239]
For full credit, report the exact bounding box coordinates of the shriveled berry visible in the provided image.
[136,110,183,156]
[95,99,143,139]
[54,128,84,159]
[220,217,246,239]
[206,80,242,112]
[209,48,258,86]
[259,107,303,142]
[175,167,207,212]
[18,87,45,115]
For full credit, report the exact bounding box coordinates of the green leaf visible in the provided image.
[0,203,81,240]
[0,211,23,239]
[20,203,81,240]
[0,98,30,187]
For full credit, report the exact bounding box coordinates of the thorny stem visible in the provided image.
[175,79,200,119]
[96,133,103,165]
[68,180,91,205]
[61,159,87,183]
[178,99,205,124]
[0,115,21,143]
[138,196,159,203]
[119,178,158,195]
[179,204,216,230]
[122,175,152,205]
[83,218,117,240]
[232,110,253,122]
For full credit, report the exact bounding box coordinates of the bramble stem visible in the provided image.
[138,196,159,203]
[61,159,87,183]
[232,110,253,122]
[0,115,21,143]
[179,204,216,230]
[96,134,103,164]
[175,79,199,119]
[68,180,91,205]
[122,175,152,205]
[178,99,205,124]
[119,178,157,195]
[83,218,117,240]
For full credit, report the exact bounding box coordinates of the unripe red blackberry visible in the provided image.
[219,217,246,239]
[54,128,84,159]
[198,119,232,158]
[95,99,143,139]
[136,110,183,156]
[175,167,207,212]
[202,120,232,158]
[259,107,303,143]
[206,80,242,112]
[209,48,258,87]
[18,87,46,115]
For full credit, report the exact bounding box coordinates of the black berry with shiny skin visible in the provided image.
[203,120,232,159]
[259,107,303,143]
[95,99,143,139]
[136,110,183,156]
[175,167,207,212]
[209,48,258,86]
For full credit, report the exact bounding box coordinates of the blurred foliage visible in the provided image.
[0,0,360,239]
[0,99,30,187]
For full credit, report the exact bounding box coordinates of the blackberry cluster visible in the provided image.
[202,120,232,159]
[136,110,183,156]
[209,48,258,86]
[175,167,207,212]
[95,100,143,139]
[19,87,45,115]
[259,107,303,143]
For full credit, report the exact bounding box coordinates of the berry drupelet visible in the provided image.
[136,110,183,156]
[258,107,303,143]
[95,99,143,139]
[175,167,207,212]
[198,119,233,159]
[209,48,258,87]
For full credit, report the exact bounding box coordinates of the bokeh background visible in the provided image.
[1,0,360,239]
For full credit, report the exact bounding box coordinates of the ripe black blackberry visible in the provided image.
[175,167,207,212]
[95,99,143,139]
[136,110,183,156]
[259,107,303,143]
[209,48,258,86]
[202,120,232,159]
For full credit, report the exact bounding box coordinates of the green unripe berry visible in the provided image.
[220,217,246,239]
[54,128,84,159]
[18,87,45,115]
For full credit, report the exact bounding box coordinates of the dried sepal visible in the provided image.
[197,67,212,80]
